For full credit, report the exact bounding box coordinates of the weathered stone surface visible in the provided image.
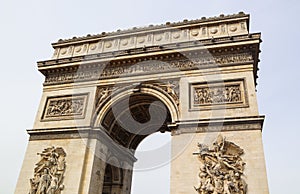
[15,12,268,194]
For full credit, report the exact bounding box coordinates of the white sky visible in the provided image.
[1,0,300,193]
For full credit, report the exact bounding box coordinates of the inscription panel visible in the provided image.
[190,79,248,110]
[42,94,89,121]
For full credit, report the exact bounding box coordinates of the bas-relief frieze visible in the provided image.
[29,147,66,194]
[194,135,247,194]
[44,53,253,86]
[193,84,241,105]
[42,94,88,121]
[190,79,247,110]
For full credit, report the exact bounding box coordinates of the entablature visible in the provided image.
[38,34,261,87]
[37,12,262,87]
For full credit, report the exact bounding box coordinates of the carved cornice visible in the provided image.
[28,128,137,163]
[38,33,260,68]
[171,116,264,135]
[37,14,261,86]
[41,45,257,86]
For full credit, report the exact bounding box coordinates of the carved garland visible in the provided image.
[194,135,247,194]
[29,147,66,194]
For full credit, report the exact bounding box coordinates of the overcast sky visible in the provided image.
[1,0,299,193]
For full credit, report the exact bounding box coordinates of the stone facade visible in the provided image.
[15,12,268,194]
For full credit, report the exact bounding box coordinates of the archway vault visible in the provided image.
[93,83,178,150]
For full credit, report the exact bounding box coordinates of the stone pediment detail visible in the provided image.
[194,135,247,194]
[29,147,66,194]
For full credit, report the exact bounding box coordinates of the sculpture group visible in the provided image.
[46,98,84,117]
[29,147,66,194]
[194,135,247,194]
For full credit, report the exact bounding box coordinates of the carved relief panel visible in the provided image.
[95,86,115,108]
[42,94,89,121]
[190,79,248,110]
[148,80,180,106]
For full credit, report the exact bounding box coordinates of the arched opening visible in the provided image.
[103,164,112,194]
[102,163,123,194]
[99,92,173,149]
[131,132,171,194]
[97,88,176,194]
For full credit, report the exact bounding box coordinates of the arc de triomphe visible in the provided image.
[15,12,269,194]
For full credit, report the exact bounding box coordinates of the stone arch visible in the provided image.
[92,83,179,129]
[94,89,175,147]
[92,84,177,193]
[15,13,269,194]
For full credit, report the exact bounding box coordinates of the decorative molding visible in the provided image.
[94,80,179,111]
[42,94,88,121]
[190,79,248,110]
[29,147,66,194]
[43,53,253,86]
[95,86,119,108]
[54,12,248,45]
[193,135,247,194]
[150,80,180,105]
[49,13,249,60]
[39,34,260,68]
[171,123,262,136]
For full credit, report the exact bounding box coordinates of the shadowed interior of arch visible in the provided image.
[101,93,172,150]
[100,92,172,194]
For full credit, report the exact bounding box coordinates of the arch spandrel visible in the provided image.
[92,83,180,129]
